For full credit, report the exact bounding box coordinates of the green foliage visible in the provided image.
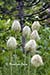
[0,0,50,75]
[0,19,50,75]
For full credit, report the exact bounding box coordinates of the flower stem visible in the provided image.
[34,68,37,75]
[28,53,31,75]
[9,51,12,75]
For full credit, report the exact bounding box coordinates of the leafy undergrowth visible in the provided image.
[0,20,50,75]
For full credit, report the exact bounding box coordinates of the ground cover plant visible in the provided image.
[0,0,50,75]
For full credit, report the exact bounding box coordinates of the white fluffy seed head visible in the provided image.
[32,21,41,31]
[31,54,43,67]
[7,37,17,50]
[22,26,31,38]
[11,20,21,32]
[24,40,37,52]
[30,30,40,41]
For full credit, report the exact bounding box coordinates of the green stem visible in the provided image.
[28,53,31,75]
[24,51,27,75]
[34,68,37,75]
[15,49,18,75]
[9,51,12,75]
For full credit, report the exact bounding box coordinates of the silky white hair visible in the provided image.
[22,26,31,38]
[30,30,40,41]
[12,20,21,32]
[32,21,41,31]
[25,40,37,52]
[31,54,43,67]
[7,37,17,50]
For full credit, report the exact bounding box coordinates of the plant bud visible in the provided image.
[30,30,40,41]
[32,21,41,31]
[31,54,43,67]
[22,26,31,38]
[7,37,17,50]
[12,20,21,32]
[25,40,37,52]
